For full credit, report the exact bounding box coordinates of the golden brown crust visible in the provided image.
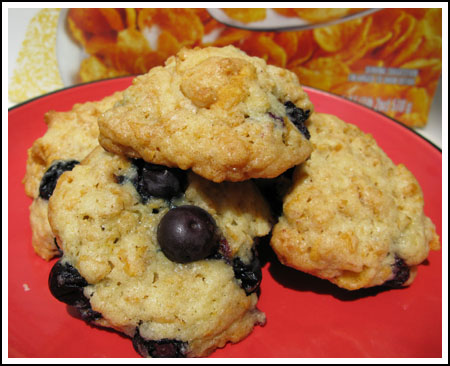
[22,92,123,260]
[270,113,440,290]
[29,198,59,260]
[98,46,313,182]
[23,92,123,197]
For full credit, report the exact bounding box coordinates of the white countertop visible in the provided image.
[420,77,443,149]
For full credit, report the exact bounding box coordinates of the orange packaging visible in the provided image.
[67,8,442,128]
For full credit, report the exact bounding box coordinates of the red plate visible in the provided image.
[8,77,442,358]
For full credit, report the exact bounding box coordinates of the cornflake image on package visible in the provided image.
[62,8,441,128]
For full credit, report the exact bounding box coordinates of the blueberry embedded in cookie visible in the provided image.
[232,255,263,296]
[39,160,80,200]
[48,259,102,322]
[47,146,271,357]
[384,256,411,288]
[284,101,311,140]
[98,45,314,182]
[132,330,188,358]
[270,113,440,291]
[129,159,187,202]
[157,205,219,264]
[48,259,88,305]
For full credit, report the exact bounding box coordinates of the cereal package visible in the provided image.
[10,8,442,128]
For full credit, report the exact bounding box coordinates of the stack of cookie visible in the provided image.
[23,45,440,358]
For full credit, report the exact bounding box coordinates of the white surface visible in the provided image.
[7,8,443,148]
[56,8,87,86]
[7,8,40,89]
[419,77,442,148]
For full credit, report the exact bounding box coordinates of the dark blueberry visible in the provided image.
[207,239,263,295]
[114,174,126,184]
[384,256,410,288]
[48,259,88,306]
[284,101,311,140]
[49,260,102,321]
[207,238,232,261]
[132,330,187,358]
[77,300,102,322]
[157,205,219,263]
[131,159,186,202]
[233,254,262,295]
[39,160,80,199]
[217,238,232,260]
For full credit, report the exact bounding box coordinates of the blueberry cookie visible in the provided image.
[23,92,123,260]
[98,45,313,183]
[270,113,440,290]
[47,146,272,357]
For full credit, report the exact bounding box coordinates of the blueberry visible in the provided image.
[384,256,410,288]
[49,259,102,321]
[39,160,80,199]
[206,239,263,295]
[157,205,218,263]
[205,238,233,264]
[284,101,311,140]
[76,300,102,322]
[48,259,88,306]
[232,254,262,295]
[132,330,187,358]
[114,174,126,185]
[131,159,186,202]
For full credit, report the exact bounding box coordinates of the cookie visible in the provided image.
[270,113,440,290]
[98,45,313,183]
[47,146,272,357]
[23,92,123,260]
